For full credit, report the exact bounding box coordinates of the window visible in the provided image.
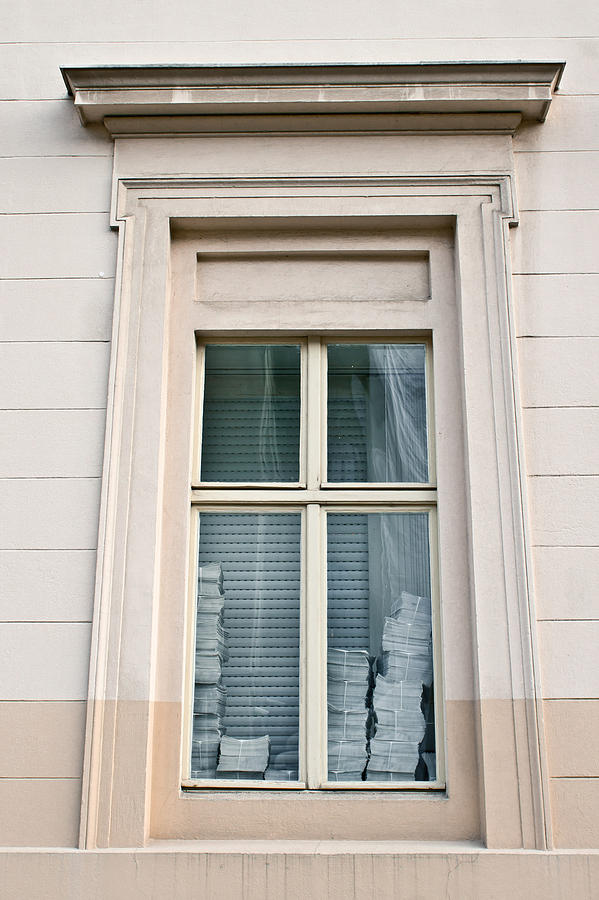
[185,338,441,788]
[62,60,562,843]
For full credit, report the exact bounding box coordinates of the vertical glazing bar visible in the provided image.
[193,341,206,484]
[429,506,444,785]
[425,336,436,486]
[299,339,308,487]
[306,336,321,490]
[305,502,324,787]
[181,508,200,780]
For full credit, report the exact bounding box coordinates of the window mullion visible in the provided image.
[306,336,322,491]
[304,502,325,788]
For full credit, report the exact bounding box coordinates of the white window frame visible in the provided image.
[183,336,443,790]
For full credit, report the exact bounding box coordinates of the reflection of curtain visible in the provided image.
[366,344,427,484]
[364,346,430,650]
[259,346,281,481]
[367,514,430,652]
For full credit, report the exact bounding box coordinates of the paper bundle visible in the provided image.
[191,563,228,778]
[377,591,433,687]
[216,734,270,779]
[367,591,432,782]
[193,682,227,717]
[327,648,371,781]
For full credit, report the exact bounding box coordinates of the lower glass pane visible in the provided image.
[327,512,435,783]
[191,512,301,781]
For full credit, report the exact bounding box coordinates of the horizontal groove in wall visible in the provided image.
[515,150,599,154]
[0,477,102,481]
[0,620,92,624]
[519,209,599,213]
[512,270,599,275]
[530,473,599,482]
[0,407,107,412]
[516,335,599,339]
[0,776,81,781]
[523,405,599,410]
[0,211,110,217]
[550,774,599,781]
[0,155,110,159]
[538,618,599,623]
[0,277,116,282]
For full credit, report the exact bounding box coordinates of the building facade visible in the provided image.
[1,3,598,896]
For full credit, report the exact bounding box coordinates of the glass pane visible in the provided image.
[327,343,428,483]
[327,512,435,783]
[191,512,301,781]
[201,344,301,482]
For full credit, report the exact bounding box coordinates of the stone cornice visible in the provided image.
[61,62,564,136]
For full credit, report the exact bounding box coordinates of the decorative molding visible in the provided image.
[61,62,564,134]
[75,174,548,850]
[61,64,557,850]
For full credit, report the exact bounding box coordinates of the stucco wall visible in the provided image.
[0,0,598,861]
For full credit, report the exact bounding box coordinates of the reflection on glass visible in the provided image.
[327,512,435,782]
[191,512,301,781]
[201,344,301,483]
[327,343,428,483]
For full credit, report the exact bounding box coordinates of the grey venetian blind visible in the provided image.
[327,514,370,650]
[201,344,301,483]
[198,512,301,771]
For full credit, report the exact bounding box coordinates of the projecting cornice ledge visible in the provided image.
[61,62,564,137]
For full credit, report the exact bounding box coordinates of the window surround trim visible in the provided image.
[64,61,561,852]
[80,176,548,852]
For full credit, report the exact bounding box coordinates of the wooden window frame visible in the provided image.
[182,336,442,791]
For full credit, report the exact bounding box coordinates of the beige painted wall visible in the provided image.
[1,0,598,867]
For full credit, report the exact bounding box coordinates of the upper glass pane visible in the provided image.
[327,512,434,783]
[200,344,301,482]
[192,512,301,782]
[327,343,428,483]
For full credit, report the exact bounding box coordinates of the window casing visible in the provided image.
[64,61,560,848]
[183,336,442,789]
[71,172,550,848]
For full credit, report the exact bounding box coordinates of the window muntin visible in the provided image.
[187,337,440,789]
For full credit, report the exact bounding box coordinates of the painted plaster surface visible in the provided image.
[0,0,598,873]
[1,847,599,898]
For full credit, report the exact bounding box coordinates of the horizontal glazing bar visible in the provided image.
[182,780,306,790]
[191,490,437,505]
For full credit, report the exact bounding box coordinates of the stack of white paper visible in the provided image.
[216,734,270,779]
[368,591,432,782]
[191,563,228,779]
[327,648,370,781]
[193,681,227,717]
